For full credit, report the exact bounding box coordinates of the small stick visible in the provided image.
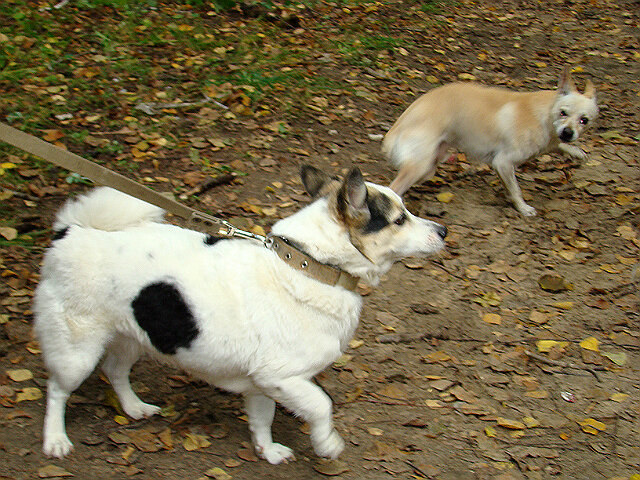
[524,349,603,382]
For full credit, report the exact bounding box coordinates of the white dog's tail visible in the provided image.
[54,187,165,232]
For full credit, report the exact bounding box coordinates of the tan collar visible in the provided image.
[268,235,359,292]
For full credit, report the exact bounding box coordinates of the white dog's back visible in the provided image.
[54,187,165,233]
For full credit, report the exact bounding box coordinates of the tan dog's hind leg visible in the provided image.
[389,141,448,195]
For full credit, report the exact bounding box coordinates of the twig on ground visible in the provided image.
[524,349,603,382]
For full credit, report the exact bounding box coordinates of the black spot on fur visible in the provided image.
[52,227,69,241]
[132,281,199,354]
[147,252,154,260]
[204,234,224,246]
[363,193,391,233]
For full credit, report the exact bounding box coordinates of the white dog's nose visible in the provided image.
[435,224,447,240]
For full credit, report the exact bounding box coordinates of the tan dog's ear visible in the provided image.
[558,66,577,95]
[584,79,596,100]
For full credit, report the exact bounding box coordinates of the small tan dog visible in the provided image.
[383,68,598,216]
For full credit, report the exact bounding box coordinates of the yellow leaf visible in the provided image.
[496,417,525,430]
[114,415,129,425]
[578,418,606,434]
[205,467,232,480]
[579,336,599,352]
[552,301,574,310]
[482,313,501,325]
[536,340,569,353]
[609,393,629,402]
[615,194,633,206]
[7,369,33,382]
[522,416,540,428]
[425,399,444,408]
[484,426,497,437]
[571,66,584,73]
[436,191,454,203]
[426,75,438,83]
[16,387,42,402]
[367,427,383,436]
[183,433,211,451]
[0,162,16,169]
[348,339,364,349]
[178,24,194,31]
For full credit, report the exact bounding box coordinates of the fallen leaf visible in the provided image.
[367,427,383,436]
[579,336,599,352]
[114,415,129,425]
[183,432,211,451]
[38,465,73,478]
[609,393,629,402]
[538,274,571,292]
[7,369,33,382]
[312,459,350,476]
[436,191,454,203]
[482,313,501,325]
[0,227,18,241]
[205,467,233,480]
[536,340,569,353]
[16,387,42,402]
[601,351,627,366]
[496,417,526,430]
[578,418,606,434]
[425,399,444,409]
[485,426,497,437]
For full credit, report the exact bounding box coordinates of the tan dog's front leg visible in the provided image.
[494,157,537,216]
[558,143,587,160]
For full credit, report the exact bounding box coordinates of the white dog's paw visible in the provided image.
[257,443,296,464]
[518,203,537,217]
[123,401,161,420]
[313,429,345,459]
[43,433,74,458]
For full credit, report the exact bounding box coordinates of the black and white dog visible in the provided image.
[34,165,447,463]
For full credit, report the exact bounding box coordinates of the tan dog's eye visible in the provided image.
[394,213,407,226]
[579,116,589,125]
[560,110,568,117]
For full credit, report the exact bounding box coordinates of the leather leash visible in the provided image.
[0,122,358,291]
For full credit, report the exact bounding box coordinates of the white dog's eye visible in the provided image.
[580,116,589,125]
[394,213,407,226]
[560,110,568,117]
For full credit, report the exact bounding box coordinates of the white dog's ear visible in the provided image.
[583,79,596,100]
[335,167,370,226]
[301,164,332,198]
[558,66,577,95]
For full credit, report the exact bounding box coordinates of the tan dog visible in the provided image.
[383,68,598,216]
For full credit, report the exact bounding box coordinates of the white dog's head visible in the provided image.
[551,67,598,143]
[272,165,446,285]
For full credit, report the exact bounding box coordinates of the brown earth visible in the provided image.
[1,1,639,479]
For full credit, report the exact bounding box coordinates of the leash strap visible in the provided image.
[0,122,264,241]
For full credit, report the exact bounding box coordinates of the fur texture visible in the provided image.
[34,166,446,464]
[383,68,598,216]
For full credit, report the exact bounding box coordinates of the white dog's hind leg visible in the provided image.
[244,393,296,464]
[41,335,107,458]
[101,336,160,419]
[493,155,537,217]
[259,377,344,460]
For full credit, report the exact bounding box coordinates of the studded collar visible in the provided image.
[267,235,359,292]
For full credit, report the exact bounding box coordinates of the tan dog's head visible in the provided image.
[551,67,598,143]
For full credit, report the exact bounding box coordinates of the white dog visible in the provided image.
[383,67,598,216]
[34,165,447,464]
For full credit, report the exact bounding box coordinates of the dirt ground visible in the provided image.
[1,0,639,479]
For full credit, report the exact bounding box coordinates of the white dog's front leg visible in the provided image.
[558,143,587,160]
[258,377,344,460]
[494,157,537,217]
[244,393,296,464]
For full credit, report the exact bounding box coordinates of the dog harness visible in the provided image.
[0,122,360,292]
